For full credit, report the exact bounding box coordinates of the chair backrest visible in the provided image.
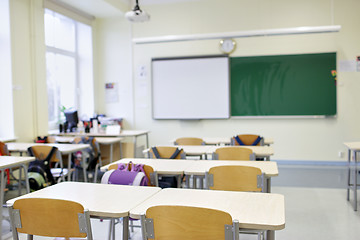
[73,136,100,158]
[27,145,62,166]
[213,146,255,160]
[108,163,158,187]
[141,205,239,240]
[231,134,264,146]
[148,146,186,159]
[0,141,9,155]
[174,137,205,146]
[206,165,265,192]
[9,198,93,240]
[73,136,101,170]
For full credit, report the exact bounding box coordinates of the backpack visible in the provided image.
[101,162,149,186]
[27,146,56,191]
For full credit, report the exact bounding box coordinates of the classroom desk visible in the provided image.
[0,138,17,143]
[0,156,34,240]
[6,182,161,240]
[101,158,194,188]
[55,136,124,163]
[172,137,274,146]
[184,160,278,192]
[7,142,90,182]
[56,130,150,158]
[144,145,274,160]
[344,142,360,211]
[101,158,278,192]
[129,188,285,240]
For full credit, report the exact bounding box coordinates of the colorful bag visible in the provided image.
[101,162,149,186]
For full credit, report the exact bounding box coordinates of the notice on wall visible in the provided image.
[339,60,356,72]
[105,82,119,103]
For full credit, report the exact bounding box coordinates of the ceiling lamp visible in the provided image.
[125,0,150,23]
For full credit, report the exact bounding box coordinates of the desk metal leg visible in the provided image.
[123,216,129,240]
[82,150,88,182]
[0,171,5,239]
[110,144,114,163]
[266,178,271,193]
[68,154,72,181]
[347,149,351,201]
[185,175,190,188]
[145,133,149,150]
[354,151,358,211]
[21,164,30,193]
[133,137,137,158]
[120,141,123,159]
[266,230,275,240]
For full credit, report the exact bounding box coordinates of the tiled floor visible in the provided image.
[3,164,360,240]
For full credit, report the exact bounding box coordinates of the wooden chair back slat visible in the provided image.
[0,142,9,155]
[208,165,262,192]
[29,145,60,164]
[13,198,87,238]
[149,146,185,159]
[146,205,232,240]
[215,146,253,160]
[232,134,263,146]
[175,137,204,145]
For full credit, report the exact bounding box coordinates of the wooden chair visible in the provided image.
[141,205,239,240]
[73,136,102,183]
[148,146,186,159]
[212,146,256,160]
[205,165,265,239]
[205,165,265,192]
[8,198,93,240]
[231,134,264,146]
[0,141,9,155]
[27,145,69,183]
[174,137,205,145]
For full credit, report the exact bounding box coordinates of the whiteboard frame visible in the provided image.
[151,55,230,120]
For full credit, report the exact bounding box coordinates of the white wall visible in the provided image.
[128,0,360,161]
[94,17,134,129]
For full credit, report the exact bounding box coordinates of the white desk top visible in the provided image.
[184,160,279,177]
[56,130,149,137]
[7,182,161,218]
[0,156,35,169]
[145,145,274,158]
[7,142,90,155]
[130,188,285,231]
[101,158,193,175]
[55,136,124,145]
[0,137,17,143]
[344,142,360,151]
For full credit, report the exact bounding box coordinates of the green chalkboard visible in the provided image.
[230,53,337,116]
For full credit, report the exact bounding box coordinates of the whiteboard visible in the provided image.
[152,56,230,119]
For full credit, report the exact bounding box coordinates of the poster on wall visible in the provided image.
[105,82,119,103]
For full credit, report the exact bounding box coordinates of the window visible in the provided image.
[0,0,15,139]
[44,9,94,129]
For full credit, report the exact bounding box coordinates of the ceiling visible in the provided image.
[54,0,204,18]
